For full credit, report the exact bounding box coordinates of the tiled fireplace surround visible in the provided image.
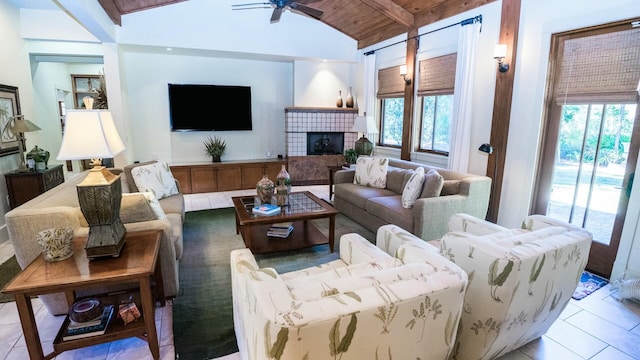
[285,107,359,185]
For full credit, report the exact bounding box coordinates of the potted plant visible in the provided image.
[204,136,226,162]
[344,148,358,165]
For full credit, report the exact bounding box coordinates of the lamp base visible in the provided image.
[354,136,373,156]
[85,220,126,258]
[77,167,127,259]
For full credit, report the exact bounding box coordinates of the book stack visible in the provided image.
[267,222,294,238]
[252,203,281,216]
[62,305,114,341]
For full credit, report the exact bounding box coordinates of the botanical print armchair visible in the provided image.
[441,213,593,360]
[231,225,468,360]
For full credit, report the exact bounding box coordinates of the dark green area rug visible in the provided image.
[0,255,21,303]
[173,207,374,360]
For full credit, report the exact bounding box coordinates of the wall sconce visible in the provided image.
[493,44,510,73]
[399,65,411,85]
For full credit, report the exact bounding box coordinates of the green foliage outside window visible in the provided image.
[420,95,453,153]
[381,98,404,146]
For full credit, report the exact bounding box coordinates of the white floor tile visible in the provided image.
[591,346,639,360]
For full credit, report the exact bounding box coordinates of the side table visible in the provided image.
[4,164,64,209]
[0,230,164,360]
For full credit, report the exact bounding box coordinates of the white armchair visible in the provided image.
[231,225,468,360]
[441,213,593,360]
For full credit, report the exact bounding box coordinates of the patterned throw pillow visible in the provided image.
[353,157,389,189]
[420,168,444,198]
[130,162,179,200]
[401,167,425,208]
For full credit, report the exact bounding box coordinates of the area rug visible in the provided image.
[572,271,609,300]
[0,255,21,303]
[173,207,374,360]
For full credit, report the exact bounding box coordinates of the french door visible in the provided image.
[532,19,640,279]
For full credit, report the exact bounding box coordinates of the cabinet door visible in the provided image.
[191,168,217,193]
[217,168,241,191]
[170,167,192,194]
[241,166,264,189]
[266,163,285,182]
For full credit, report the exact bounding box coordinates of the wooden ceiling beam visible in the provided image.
[98,0,122,26]
[360,0,414,27]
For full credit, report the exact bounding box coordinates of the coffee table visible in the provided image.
[1,230,164,360]
[232,191,339,254]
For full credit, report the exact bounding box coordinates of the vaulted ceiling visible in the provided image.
[98,0,497,49]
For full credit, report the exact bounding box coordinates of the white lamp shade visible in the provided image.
[57,110,126,160]
[494,44,507,59]
[351,115,379,134]
[399,64,408,76]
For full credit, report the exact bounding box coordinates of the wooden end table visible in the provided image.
[232,191,339,254]
[1,230,164,360]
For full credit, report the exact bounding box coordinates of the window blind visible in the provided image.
[377,65,405,98]
[555,27,640,104]
[417,53,457,96]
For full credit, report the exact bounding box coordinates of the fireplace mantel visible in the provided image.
[285,107,359,113]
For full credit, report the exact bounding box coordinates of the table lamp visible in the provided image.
[351,114,379,156]
[57,109,127,258]
[2,115,41,172]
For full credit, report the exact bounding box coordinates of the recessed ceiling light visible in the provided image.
[166,47,173,51]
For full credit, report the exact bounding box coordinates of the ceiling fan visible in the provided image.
[232,0,323,23]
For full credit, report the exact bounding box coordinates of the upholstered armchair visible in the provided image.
[440,213,593,360]
[231,225,468,360]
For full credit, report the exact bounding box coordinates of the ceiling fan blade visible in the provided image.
[288,3,323,19]
[270,7,283,23]
[232,2,271,7]
[233,6,272,10]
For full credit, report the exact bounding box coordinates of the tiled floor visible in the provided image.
[1,185,640,360]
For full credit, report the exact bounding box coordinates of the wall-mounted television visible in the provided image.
[168,84,252,131]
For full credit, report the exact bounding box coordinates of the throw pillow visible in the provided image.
[401,167,425,208]
[420,168,444,198]
[130,162,179,200]
[353,157,389,189]
[120,192,167,223]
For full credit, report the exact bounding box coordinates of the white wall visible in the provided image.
[293,60,360,108]
[0,0,35,236]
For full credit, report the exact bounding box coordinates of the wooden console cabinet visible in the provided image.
[170,159,287,194]
[5,165,64,209]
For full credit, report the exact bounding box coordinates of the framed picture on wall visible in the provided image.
[0,84,21,156]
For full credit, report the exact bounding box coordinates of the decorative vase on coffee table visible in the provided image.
[256,175,275,204]
[275,165,291,206]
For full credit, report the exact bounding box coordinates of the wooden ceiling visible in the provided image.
[98,0,496,49]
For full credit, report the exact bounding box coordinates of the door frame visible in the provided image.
[531,19,640,278]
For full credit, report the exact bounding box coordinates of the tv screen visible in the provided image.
[168,84,252,131]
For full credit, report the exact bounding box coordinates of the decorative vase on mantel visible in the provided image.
[256,175,275,204]
[345,87,354,108]
[275,165,291,206]
[336,90,343,108]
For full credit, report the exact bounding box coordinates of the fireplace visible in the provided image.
[307,132,344,155]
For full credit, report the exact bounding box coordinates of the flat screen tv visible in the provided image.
[168,84,252,131]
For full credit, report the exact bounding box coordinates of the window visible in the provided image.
[417,54,456,154]
[380,98,404,146]
[377,65,406,147]
[419,94,453,152]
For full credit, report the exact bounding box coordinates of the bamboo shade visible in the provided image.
[417,53,457,96]
[555,27,640,104]
[377,65,405,98]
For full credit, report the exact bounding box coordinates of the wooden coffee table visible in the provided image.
[1,230,164,360]
[232,191,339,254]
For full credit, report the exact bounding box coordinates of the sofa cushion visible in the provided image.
[353,157,388,188]
[334,183,397,209]
[366,195,414,231]
[441,179,461,196]
[402,167,425,208]
[130,161,180,200]
[158,193,186,217]
[420,168,444,198]
[124,161,157,193]
[386,166,413,194]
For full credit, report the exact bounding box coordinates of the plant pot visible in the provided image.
[212,155,221,162]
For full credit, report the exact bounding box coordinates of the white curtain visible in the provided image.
[448,21,481,172]
[363,53,377,117]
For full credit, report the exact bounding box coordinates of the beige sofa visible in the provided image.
[5,161,184,315]
[333,158,491,241]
